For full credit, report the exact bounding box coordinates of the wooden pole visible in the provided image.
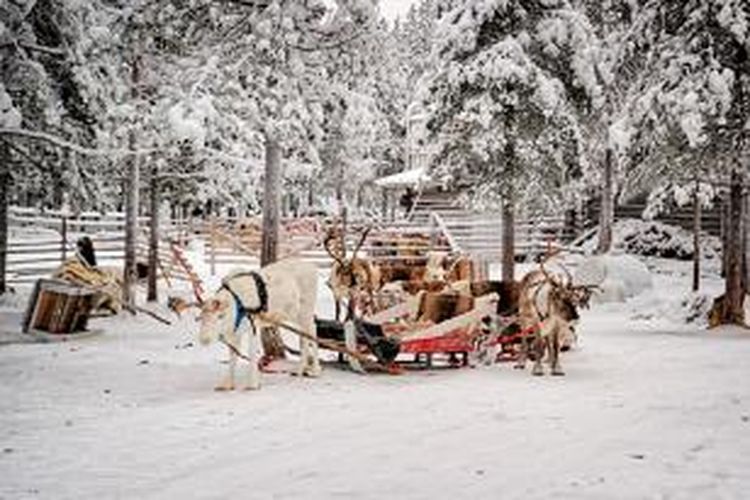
[147,167,159,302]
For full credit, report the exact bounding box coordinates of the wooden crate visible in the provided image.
[23,279,97,335]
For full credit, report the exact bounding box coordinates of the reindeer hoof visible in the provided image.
[532,366,544,376]
[214,383,235,391]
[552,369,565,376]
[241,383,261,391]
[514,363,525,370]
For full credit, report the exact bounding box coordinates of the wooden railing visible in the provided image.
[5,206,189,285]
[5,205,583,286]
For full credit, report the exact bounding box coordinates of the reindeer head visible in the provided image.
[196,292,234,345]
[424,251,448,282]
[324,224,374,299]
[539,255,597,322]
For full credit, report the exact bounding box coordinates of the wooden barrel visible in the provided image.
[23,279,96,334]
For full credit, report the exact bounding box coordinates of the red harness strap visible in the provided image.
[486,322,543,347]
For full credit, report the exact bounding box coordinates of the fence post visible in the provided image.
[61,215,68,263]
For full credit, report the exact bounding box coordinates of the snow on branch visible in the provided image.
[0,42,66,58]
[0,128,153,157]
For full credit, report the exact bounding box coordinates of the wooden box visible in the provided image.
[23,279,97,335]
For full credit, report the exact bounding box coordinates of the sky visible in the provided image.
[380,0,418,23]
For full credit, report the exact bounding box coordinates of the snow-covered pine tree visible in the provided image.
[424,0,588,280]
[616,0,749,323]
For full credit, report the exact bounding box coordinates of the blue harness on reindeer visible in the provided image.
[220,271,269,334]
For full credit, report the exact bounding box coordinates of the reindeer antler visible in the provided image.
[539,252,562,288]
[351,225,372,259]
[558,261,574,287]
[323,226,347,268]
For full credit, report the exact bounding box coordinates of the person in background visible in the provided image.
[400,187,416,215]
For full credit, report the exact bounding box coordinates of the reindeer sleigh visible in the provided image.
[171,219,595,390]
[322,224,596,373]
[321,225,526,370]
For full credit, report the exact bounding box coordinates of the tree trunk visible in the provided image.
[381,189,388,220]
[147,167,159,302]
[501,196,515,282]
[0,142,9,295]
[692,177,701,292]
[596,146,614,254]
[744,187,749,293]
[335,165,346,221]
[720,169,745,325]
[721,199,729,277]
[501,144,516,282]
[261,134,281,267]
[123,43,141,308]
[260,133,285,359]
[123,145,139,307]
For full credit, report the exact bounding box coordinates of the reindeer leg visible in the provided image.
[531,334,545,376]
[514,329,528,370]
[551,330,565,376]
[344,320,365,373]
[216,334,238,391]
[243,326,262,390]
[300,314,322,378]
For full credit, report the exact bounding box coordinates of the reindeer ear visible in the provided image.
[203,299,224,314]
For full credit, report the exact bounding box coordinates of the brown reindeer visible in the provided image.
[516,255,596,376]
[324,225,381,319]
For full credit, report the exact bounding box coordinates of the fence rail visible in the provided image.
[5,206,190,286]
[4,205,583,286]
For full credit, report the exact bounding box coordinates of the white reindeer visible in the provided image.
[197,259,321,391]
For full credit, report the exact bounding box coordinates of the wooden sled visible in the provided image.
[363,292,500,369]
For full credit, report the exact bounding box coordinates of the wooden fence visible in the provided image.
[5,205,580,286]
[6,207,190,285]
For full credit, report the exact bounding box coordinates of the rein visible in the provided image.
[215,272,392,373]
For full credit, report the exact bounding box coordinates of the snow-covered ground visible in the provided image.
[1,258,749,499]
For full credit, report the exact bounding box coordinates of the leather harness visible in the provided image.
[221,271,269,333]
